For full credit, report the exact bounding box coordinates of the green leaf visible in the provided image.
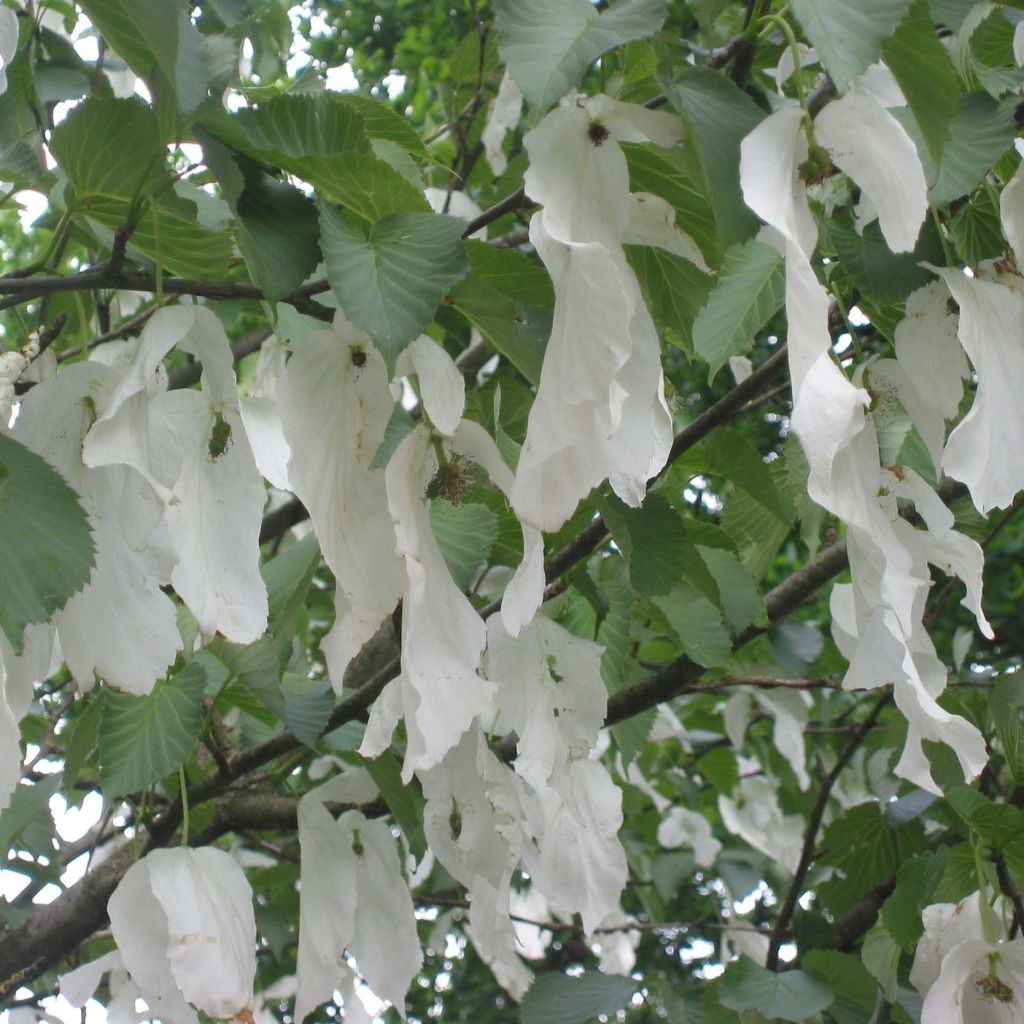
[0,433,94,652]
[364,750,427,860]
[199,132,321,300]
[883,0,960,167]
[949,187,1005,266]
[666,69,765,248]
[520,971,638,1024]
[654,581,732,668]
[200,95,428,221]
[719,958,833,1022]
[82,191,233,279]
[828,213,945,306]
[49,97,169,202]
[0,775,61,852]
[697,547,767,632]
[282,674,333,747]
[449,242,553,384]
[99,661,207,798]
[880,853,933,950]
[63,692,106,792]
[802,950,878,1024]
[626,245,713,349]
[692,238,785,381]
[495,0,667,113]
[320,208,469,368]
[600,493,721,601]
[990,675,1024,783]
[900,91,1017,204]
[703,428,791,524]
[430,500,499,591]
[789,0,914,91]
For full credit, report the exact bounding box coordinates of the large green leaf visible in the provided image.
[654,581,732,668]
[601,493,719,601]
[719,958,833,1022]
[697,546,767,633]
[883,0,960,167]
[99,661,207,798]
[320,208,469,368]
[790,0,914,91]
[495,0,667,113]
[520,971,638,1024]
[200,95,427,221]
[899,91,1016,204]
[49,97,169,203]
[364,750,427,860]
[802,950,879,1024]
[666,69,764,248]
[200,132,320,299]
[83,191,233,279]
[692,238,785,380]
[430,500,499,591]
[0,434,94,652]
[828,213,945,306]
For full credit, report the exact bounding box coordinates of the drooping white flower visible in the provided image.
[933,266,1024,514]
[510,94,690,531]
[911,891,1024,1024]
[296,776,421,1021]
[395,334,466,437]
[277,314,404,687]
[385,423,494,776]
[419,726,533,999]
[723,687,811,791]
[1000,139,1024,265]
[482,71,523,177]
[483,612,606,788]
[13,361,181,692]
[61,949,159,1024]
[656,806,722,868]
[520,757,629,935]
[107,846,257,1023]
[83,305,270,643]
[0,624,55,813]
[0,6,17,96]
[718,776,804,874]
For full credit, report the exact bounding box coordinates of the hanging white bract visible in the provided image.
[510,93,706,533]
[106,846,257,1023]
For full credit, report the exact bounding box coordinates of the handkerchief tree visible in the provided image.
[2,1,1024,1022]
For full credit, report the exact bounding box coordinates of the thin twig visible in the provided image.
[765,690,893,969]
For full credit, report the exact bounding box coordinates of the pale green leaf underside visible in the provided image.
[0,434,95,653]
[790,0,914,90]
[320,208,470,368]
[495,0,667,112]
[430,500,499,592]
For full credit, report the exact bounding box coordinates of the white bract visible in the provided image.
[510,93,699,532]
[0,6,16,96]
[911,891,1024,1024]
[106,846,257,1023]
[296,774,421,1021]
[278,313,404,687]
